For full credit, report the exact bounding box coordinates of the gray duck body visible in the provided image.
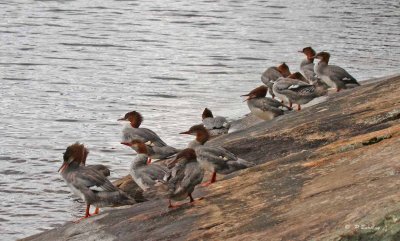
[202,116,230,136]
[273,77,321,105]
[162,158,204,201]
[129,153,169,191]
[314,61,359,90]
[188,140,254,175]
[247,97,290,120]
[261,66,283,97]
[122,125,178,159]
[61,165,134,208]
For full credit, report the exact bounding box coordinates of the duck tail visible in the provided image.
[138,180,171,200]
[94,190,136,207]
[237,158,255,168]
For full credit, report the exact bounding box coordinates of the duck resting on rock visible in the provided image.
[180,124,254,186]
[123,139,169,194]
[313,51,360,92]
[201,108,230,137]
[242,85,292,120]
[119,111,178,162]
[261,62,291,98]
[156,148,204,208]
[273,72,327,111]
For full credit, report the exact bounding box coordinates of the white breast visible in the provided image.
[249,106,274,120]
[67,183,86,201]
[321,75,337,88]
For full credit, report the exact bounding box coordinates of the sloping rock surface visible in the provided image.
[22,75,400,241]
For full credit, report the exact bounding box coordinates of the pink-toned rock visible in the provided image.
[22,75,400,241]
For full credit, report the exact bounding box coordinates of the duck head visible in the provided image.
[121,139,148,154]
[314,51,330,63]
[118,111,143,128]
[277,62,291,77]
[167,148,197,168]
[58,142,87,172]
[299,47,316,61]
[241,85,268,101]
[180,124,210,144]
[202,108,214,120]
[288,72,308,82]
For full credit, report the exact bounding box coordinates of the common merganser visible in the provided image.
[242,85,292,120]
[124,140,169,192]
[313,51,360,91]
[299,47,318,83]
[119,111,178,162]
[272,72,308,106]
[202,108,230,137]
[180,125,254,186]
[261,63,291,98]
[156,148,204,208]
[77,144,110,215]
[273,72,326,111]
[58,143,134,220]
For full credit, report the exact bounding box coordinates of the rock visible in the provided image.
[22,74,400,241]
[112,175,146,203]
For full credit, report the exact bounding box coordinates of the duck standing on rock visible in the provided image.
[261,62,291,98]
[180,124,254,186]
[313,51,360,91]
[124,140,169,193]
[58,143,135,220]
[202,108,230,137]
[119,111,178,162]
[242,85,292,120]
[156,148,204,208]
[299,46,319,83]
[273,72,327,111]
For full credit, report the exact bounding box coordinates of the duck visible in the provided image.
[273,72,327,111]
[298,46,318,83]
[313,51,360,91]
[119,111,178,162]
[261,62,291,98]
[156,148,204,208]
[58,143,134,220]
[242,85,292,120]
[180,124,254,186]
[202,108,230,137]
[123,139,169,192]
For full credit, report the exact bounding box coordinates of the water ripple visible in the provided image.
[1,0,399,240]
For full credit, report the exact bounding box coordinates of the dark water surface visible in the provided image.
[0,0,399,240]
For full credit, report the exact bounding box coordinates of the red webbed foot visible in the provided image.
[73,214,91,223]
[200,181,214,187]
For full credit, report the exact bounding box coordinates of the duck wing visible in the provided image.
[86,164,110,177]
[261,67,282,84]
[257,97,291,110]
[324,65,359,85]
[122,126,167,147]
[203,116,230,130]
[70,166,118,193]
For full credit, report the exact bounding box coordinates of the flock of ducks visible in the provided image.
[58,46,360,220]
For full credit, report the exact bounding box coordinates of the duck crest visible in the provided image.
[123,111,143,128]
[202,108,214,119]
[64,142,88,164]
[302,47,316,61]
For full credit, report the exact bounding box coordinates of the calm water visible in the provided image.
[0,0,399,240]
